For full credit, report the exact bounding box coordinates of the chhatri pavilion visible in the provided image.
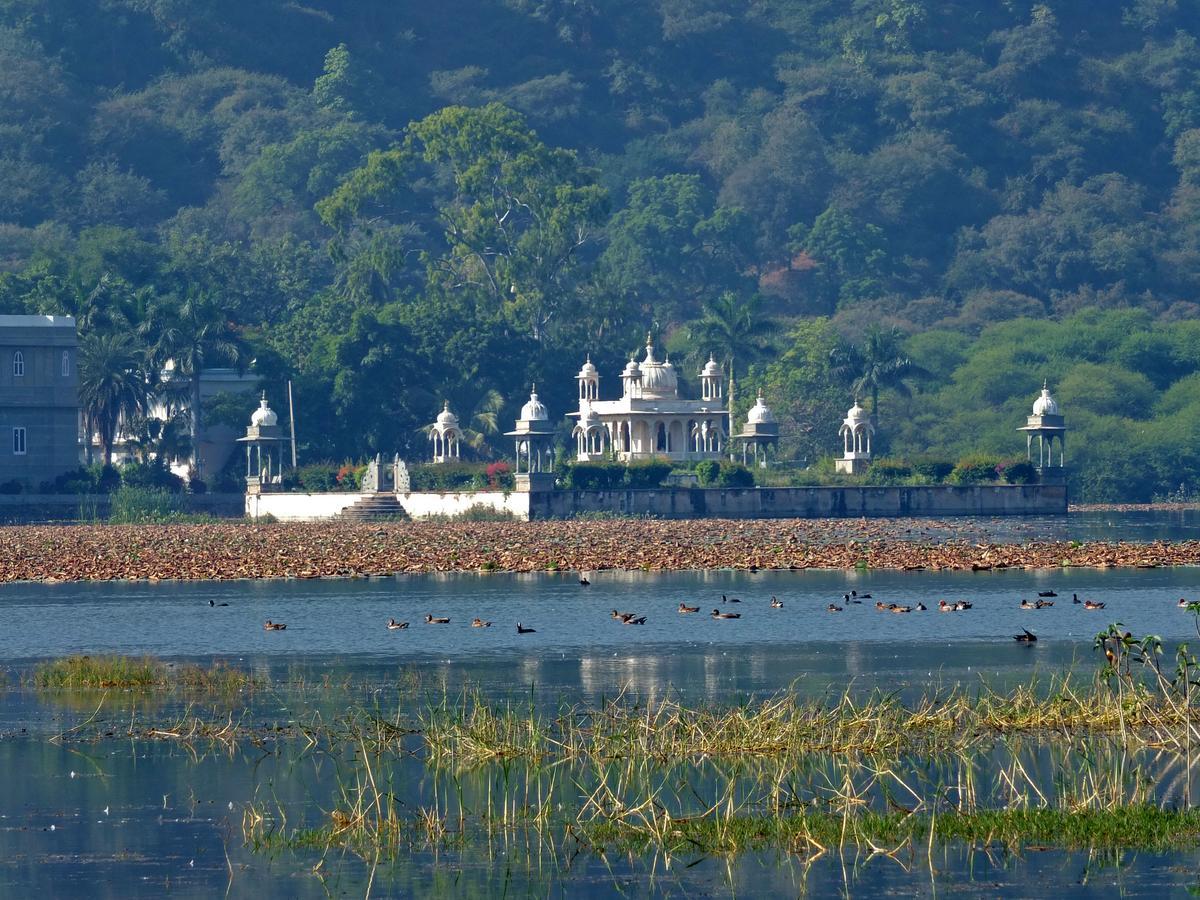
[568,336,742,463]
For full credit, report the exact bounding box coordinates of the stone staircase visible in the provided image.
[340,494,408,522]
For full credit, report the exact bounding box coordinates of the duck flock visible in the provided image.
[251,579,1198,642]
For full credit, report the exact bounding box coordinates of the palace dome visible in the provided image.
[701,355,723,378]
[1032,383,1060,417]
[844,401,870,424]
[250,396,278,427]
[577,356,598,380]
[746,391,776,425]
[520,388,549,421]
[436,402,459,428]
[639,338,678,399]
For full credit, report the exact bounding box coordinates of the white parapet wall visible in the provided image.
[245,490,529,521]
[399,490,528,519]
[246,492,365,521]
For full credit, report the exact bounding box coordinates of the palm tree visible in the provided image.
[418,389,507,459]
[142,291,246,477]
[78,332,150,466]
[829,325,930,423]
[689,291,774,440]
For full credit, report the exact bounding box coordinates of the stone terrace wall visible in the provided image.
[527,484,1067,520]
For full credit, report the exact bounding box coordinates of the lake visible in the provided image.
[3,513,1200,897]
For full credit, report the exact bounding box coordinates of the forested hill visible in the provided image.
[3,1,1200,501]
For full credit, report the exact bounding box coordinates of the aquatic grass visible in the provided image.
[32,655,259,692]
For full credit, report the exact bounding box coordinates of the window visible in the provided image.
[61,350,69,377]
[12,427,25,455]
[12,351,23,377]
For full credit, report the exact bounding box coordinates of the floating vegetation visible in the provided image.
[32,655,258,692]
[0,520,1195,582]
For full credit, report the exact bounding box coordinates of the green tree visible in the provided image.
[690,290,774,422]
[829,325,930,424]
[78,332,150,466]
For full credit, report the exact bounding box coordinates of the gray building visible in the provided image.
[0,315,80,488]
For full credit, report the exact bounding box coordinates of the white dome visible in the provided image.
[436,401,459,428]
[1032,383,1060,417]
[577,355,598,380]
[845,401,870,424]
[621,358,641,378]
[701,355,723,378]
[639,338,678,398]
[250,396,278,427]
[747,392,776,424]
[520,388,549,421]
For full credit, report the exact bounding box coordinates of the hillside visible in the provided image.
[1,1,1199,500]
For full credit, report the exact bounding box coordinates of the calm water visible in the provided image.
[3,512,1200,897]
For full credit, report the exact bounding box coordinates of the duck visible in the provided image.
[1013,629,1037,643]
[954,601,973,611]
[722,594,741,604]
[1083,600,1106,611]
[1038,591,1057,598]
[827,603,843,612]
[516,623,536,634]
[425,614,450,624]
[387,618,408,630]
[711,609,741,619]
[856,592,872,600]
[876,601,888,611]
[579,573,591,586]
[938,600,954,612]
[1019,599,1035,610]
[263,620,286,631]
[1073,593,1082,604]
[890,605,913,614]
[1035,599,1054,609]
[770,596,784,609]
[916,602,927,612]
[208,599,229,607]
[611,609,635,621]
[471,618,492,627]
[678,602,700,614]
[1179,598,1190,608]
[623,615,647,625]
[843,593,862,605]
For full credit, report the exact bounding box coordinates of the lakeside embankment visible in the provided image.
[2,520,1198,582]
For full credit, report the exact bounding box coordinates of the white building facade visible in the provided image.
[570,337,732,463]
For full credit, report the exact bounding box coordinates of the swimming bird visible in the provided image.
[208,599,228,607]
[263,620,286,631]
[891,605,913,614]
[678,603,700,614]
[1179,598,1191,608]
[770,596,784,609]
[387,618,408,630]
[938,600,954,612]
[611,609,635,621]
[624,615,647,625]
[857,592,872,600]
[1035,599,1054,609]
[827,603,843,612]
[1013,629,1037,643]
[1083,600,1105,610]
[1073,593,1082,604]
[1020,599,1035,610]
[722,594,741,603]
[916,602,927,612]
[516,623,536,634]
[471,618,492,627]
[876,601,888,611]
[844,593,862,604]
[954,601,973,610]
[1038,591,1057,598]
[579,573,590,586]
[711,609,741,619]
[425,614,450,624]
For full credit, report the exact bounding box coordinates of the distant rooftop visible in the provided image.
[0,315,76,328]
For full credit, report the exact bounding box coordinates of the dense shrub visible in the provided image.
[909,456,955,481]
[694,460,720,485]
[1000,459,1038,484]
[296,463,340,492]
[948,453,1004,485]
[561,461,626,490]
[864,459,913,485]
[485,461,515,489]
[624,460,673,488]
[409,461,490,491]
[120,462,184,493]
[715,461,755,488]
[40,464,120,494]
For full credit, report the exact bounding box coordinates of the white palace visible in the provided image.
[568,335,743,463]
